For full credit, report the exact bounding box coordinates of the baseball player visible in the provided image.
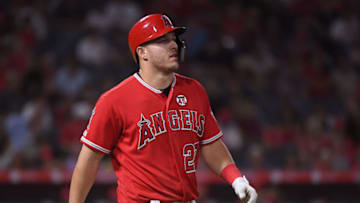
[69,14,257,203]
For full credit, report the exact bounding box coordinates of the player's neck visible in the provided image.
[138,68,174,90]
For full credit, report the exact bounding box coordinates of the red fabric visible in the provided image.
[221,164,242,185]
[81,73,223,202]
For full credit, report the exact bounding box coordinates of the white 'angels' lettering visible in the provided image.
[180,110,191,130]
[168,110,180,130]
[137,110,205,150]
[151,112,167,136]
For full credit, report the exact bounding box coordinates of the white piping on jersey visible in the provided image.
[81,136,111,154]
[171,74,176,88]
[200,131,223,145]
[133,73,176,94]
[150,201,196,203]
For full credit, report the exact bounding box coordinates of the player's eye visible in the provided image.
[159,37,174,43]
[156,36,176,44]
[157,38,168,43]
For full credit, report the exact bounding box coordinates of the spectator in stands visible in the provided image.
[76,29,109,67]
[55,57,89,97]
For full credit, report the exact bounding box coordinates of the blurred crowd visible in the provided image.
[1,0,360,174]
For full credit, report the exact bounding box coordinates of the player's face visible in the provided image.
[144,32,180,73]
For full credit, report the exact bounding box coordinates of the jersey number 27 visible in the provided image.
[183,142,199,173]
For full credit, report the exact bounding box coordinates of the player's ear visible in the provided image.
[136,46,148,62]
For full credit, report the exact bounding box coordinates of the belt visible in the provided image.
[150,200,196,203]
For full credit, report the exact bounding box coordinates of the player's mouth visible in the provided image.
[170,53,178,59]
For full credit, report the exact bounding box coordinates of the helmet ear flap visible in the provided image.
[176,37,186,62]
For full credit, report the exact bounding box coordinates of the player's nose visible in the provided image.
[169,40,178,52]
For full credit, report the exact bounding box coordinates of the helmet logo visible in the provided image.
[161,15,172,28]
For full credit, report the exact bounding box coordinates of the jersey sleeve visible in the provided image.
[80,93,121,154]
[196,82,223,146]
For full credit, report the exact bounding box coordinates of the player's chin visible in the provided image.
[168,61,180,71]
[165,66,179,73]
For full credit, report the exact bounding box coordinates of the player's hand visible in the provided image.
[232,176,257,203]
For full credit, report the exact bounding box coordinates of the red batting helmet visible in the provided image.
[128,14,186,63]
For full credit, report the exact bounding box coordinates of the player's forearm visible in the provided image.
[69,145,104,203]
[200,139,234,176]
[69,164,98,203]
[201,140,258,202]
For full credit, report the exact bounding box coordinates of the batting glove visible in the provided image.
[232,176,258,203]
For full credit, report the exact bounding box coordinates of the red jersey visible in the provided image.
[81,73,223,202]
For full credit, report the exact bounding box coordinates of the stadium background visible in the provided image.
[1,0,360,202]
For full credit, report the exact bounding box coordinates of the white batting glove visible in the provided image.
[232,176,258,203]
